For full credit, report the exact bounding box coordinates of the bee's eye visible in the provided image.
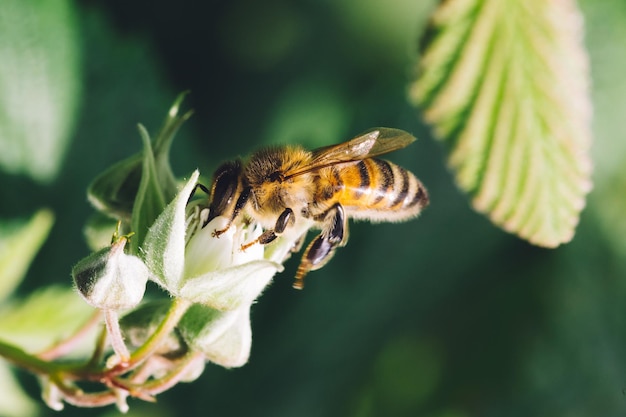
[268,171,284,182]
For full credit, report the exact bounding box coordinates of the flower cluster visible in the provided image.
[41,94,302,411]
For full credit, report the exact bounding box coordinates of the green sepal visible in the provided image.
[86,92,193,225]
[129,125,168,252]
[86,153,143,221]
[120,300,186,357]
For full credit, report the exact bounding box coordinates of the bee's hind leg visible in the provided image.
[240,208,294,251]
[294,203,347,289]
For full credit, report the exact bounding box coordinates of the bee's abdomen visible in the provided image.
[338,159,429,221]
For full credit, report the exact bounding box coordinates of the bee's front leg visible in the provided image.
[294,203,347,289]
[212,186,252,238]
[240,208,294,251]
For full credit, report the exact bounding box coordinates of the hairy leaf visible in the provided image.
[410,0,592,247]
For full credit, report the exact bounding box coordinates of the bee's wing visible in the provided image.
[285,128,416,179]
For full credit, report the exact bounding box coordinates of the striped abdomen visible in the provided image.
[333,158,429,222]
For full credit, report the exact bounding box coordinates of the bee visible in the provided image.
[206,128,429,289]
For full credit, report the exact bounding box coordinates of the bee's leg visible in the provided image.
[206,160,245,233]
[212,186,251,237]
[325,203,348,246]
[240,208,294,251]
[294,203,346,289]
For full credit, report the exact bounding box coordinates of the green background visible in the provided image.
[1,0,626,416]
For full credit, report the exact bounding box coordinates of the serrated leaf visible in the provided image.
[0,286,95,355]
[0,210,54,302]
[0,0,81,183]
[410,0,592,247]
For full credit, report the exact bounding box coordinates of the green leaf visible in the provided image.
[410,0,592,247]
[0,0,81,183]
[0,209,54,302]
[0,286,95,355]
[120,300,184,354]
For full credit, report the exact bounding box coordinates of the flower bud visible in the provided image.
[178,304,252,368]
[41,377,64,411]
[72,237,149,310]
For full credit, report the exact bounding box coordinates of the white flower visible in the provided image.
[141,170,300,367]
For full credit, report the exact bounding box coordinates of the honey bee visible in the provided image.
[206,127,429,289]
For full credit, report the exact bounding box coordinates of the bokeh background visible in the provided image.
[1,0,626,416]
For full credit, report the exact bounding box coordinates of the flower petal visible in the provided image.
[179,260,282,310]
[183,216,238,278]
[143,170,199,294]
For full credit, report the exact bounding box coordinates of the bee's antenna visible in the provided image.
[187,183,210,204]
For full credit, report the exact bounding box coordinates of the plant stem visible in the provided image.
[142,351,204,396]
[107,297,192,376]
[104,309,130,363]
[0,339,64,375]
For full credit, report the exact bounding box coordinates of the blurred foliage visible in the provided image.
[0,0,625,416]
[0,286,95,355]
[0,362,38,417]
[0,210,54,300]
[0,0,81,183]
[0,210,56,417]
